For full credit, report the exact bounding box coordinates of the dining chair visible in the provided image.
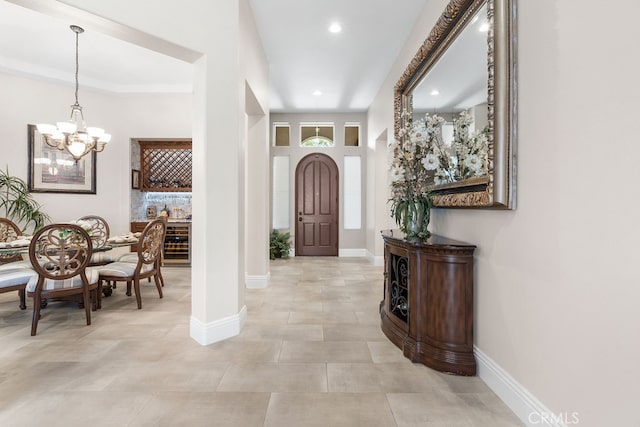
[115,218,167,289]
[0,268,35,310]
[26,223,98,336]
[0,218,24,265]
[97,218,166,309]
[78,215,115,266]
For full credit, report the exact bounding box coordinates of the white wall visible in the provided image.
[0,72,191,237]
[241,0,271,288]
[368,0,640,425]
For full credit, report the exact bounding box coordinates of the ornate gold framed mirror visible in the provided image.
[394,0,516,208]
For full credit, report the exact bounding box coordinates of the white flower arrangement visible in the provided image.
[424,110,489,185]
[388,110,435,240]
[388,109,489,239]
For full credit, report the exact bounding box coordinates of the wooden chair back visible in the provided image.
[0,218,23,265]
[136,218,166,268]
[28,223,93,282]
[78,215,110,249]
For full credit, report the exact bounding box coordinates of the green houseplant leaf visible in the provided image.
[0,167,50,233]
[270,229,291,260]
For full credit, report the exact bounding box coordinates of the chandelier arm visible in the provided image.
[42,135,61,149]
[94,141,107,153]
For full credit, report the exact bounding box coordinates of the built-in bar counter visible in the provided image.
[131,219,191,266]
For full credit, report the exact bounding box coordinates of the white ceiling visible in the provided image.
[0,1,193,93]
[248,0,429,112]
[0,0,430,112]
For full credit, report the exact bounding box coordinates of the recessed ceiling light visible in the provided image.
[430,89,440,96]
[479,22,489,32]
[328,23,342,33]
[313,90,323,96]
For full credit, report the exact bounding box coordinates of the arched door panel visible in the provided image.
[295,153,338,256]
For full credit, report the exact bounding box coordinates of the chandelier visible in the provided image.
[37,25,110,162]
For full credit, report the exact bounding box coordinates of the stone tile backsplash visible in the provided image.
[131,191,192,221]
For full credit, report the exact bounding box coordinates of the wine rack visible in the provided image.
[139,141,192,192]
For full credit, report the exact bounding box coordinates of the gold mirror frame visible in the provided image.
[394,0,516,208]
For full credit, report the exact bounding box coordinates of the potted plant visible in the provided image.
[0,168,50,233]
[270,229,291,260]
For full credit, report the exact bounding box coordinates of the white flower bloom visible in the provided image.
[463,154,482,172]
[421,154,439,171]
[390,165,406,182]
[403,139,416,153]
[425,114,445,128]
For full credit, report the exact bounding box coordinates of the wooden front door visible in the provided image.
[295,153,339,256]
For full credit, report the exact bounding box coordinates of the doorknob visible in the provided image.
[298,217,302,222]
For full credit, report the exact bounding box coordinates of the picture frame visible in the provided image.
[131,169,140,189]
[27,124,97,194]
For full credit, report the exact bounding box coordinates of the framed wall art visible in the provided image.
[27,124,96,194]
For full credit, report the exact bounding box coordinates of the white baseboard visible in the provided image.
[366,250,384,266]
[190,305,247,346]
[475,346,566,427]
[245,272,270,289]
[338,248,367,257]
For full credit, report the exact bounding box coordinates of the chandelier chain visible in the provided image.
[74,28,79,107]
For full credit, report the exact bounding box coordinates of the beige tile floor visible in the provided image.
[0,257,522,426]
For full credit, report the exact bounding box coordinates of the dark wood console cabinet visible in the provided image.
[380,230,477,376]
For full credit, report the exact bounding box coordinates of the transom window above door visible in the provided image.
[273,123,290,146]
[300,123,334,147]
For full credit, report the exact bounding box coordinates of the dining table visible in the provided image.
[0,232,141,307]
[0,232,140,256]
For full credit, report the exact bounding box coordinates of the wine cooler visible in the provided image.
[164,223,191,265]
